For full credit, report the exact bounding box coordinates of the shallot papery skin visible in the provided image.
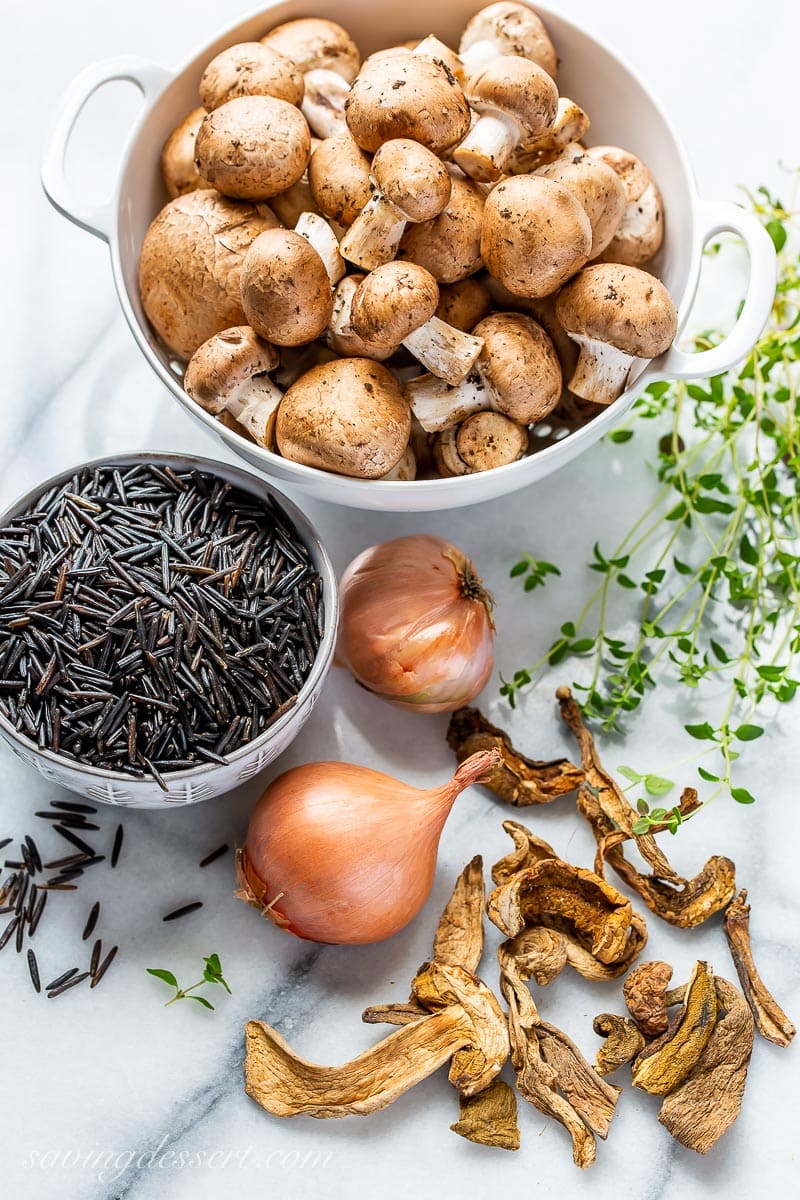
[236,750,500,945]
[336,535,495,713]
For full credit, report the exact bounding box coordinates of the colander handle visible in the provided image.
[41,56,173,242]
[653,199,777,380]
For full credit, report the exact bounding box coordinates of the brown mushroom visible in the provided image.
[482,175,592,298]
[586,145,665,266]
[345,54,471,155]
[435,411,527,475]
[459,2,558,78]
[536,150,627,258]
[240,220,343,347]
[160,108,206,199]
[399,172,485,283]
[199,42,304,111]
[407,311,561,432]
[276,358,411,478]
[308,133,372,227]
[261,17,361,139]
[183,326,281,448]
[436,277,492,332]
[592,1013,646,1076]
[378,444,417,481]
[453,57,558,183]
[555,263,678,404]
[195,95,310,201]
[624,960,674,1038]
[328,274,393,360]
[413,34,465,83]
[349,262,484,384]
[138,189,279,359]
[340,139,451,270]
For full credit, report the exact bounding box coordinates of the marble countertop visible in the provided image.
[2,1,799,1197]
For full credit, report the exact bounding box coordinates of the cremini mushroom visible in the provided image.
[555,263,678,404]
[435,411,528,476]
[340,139,451,270]
[199,42,304,111]
[399,172,485,283]
[241,215,344,347]
[482,174,591,298]
[184,326,282,448]
[536,150,627,258]
[510,97,590,172]
[160,108,206,199]
[345,54,471,155]
[328,274,394,360]
[459,2,558,78]
[195,95,311,200]
[586,145,665,266]
[276,358,411,478]
[138,189,279,359]
[436,277,492,332]
[349,262,484,384]
[261,17,361,139]
[379,444,417,481]
[308,133,372,227]
[414,34,465,82]
[453,57,558,183]
[407,311,561,431]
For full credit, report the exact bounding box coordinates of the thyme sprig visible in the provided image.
[502,182,799,809]
[147,953,231,1010]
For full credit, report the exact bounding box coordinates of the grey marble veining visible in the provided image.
[2,2,799,1198]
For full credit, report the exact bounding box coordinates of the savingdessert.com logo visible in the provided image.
[22,1136,334,1185]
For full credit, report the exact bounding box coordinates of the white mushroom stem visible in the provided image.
[327,277,394,360]
[340,193,408,270]
[223,375,283,448]
[567,335,637,405]
[459,40,502,75]
[405,370,494,432]
[403,318,484,386]
[294,212,345,285]
[453,112,521,179]
[301,69,351,138]
[378,444,417,480]
[271,179,319,227]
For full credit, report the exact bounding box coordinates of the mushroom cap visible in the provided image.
[308,134,373,226]
[183,326,279,413]
[160,108,206,199]
[241,228,334,347]
[138,189,279,359]
[199,42,304,111]
[481,174,591,298]
[195,96,311,200]
[536,152,627,258]
[586,145,665,265]
[464,56,558,140]
[459,1,558,78]
[436,277,492,332]
[399,173,485,283]
[350,261,439,349]
[456,410,528,470]
[261,17,361,81]
[555,264,678,357]
[345,56,471,154]
[276,358,411,478]
[475,311,562,422]
[372,139,452,223]
[329,274,394,359]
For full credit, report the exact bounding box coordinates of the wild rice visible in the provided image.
[82,901,100,941]
[199,843,229,868]
[27,948,41,993]
[163,901,203,922]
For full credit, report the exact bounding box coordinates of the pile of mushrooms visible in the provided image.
[140,4,678,482]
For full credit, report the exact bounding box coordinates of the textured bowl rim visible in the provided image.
[0,450,339,785]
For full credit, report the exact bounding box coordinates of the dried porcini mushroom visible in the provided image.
[623,960,673,1038]
[724,888,795,1047]
[447,706,584,806]
[450,1079,520,1150]
[592,1013,645,1075]
[491,819,560,885]
[631,960,718,1096]
[433,853,485,974]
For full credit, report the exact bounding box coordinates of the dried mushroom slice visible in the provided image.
[623,960,673,1038]
[447,706,584,806]
[433,853,486,974]
[658,976,755,1154]
[361,1002,428,1026]
[491,819,559,886]
[631,961,718,1096]
[576,785,737,927]
[592,1013,646,1075]
[723,889,795,1048]
[557,687,683,884]
[450,1079,521,1151]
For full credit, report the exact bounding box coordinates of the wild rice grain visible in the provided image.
[47,970,90,998]
[90,945,118,988]
[82,902,100,941]
[111,825,124,869]
[199,844,229,868]
[163,901,203,922]
[27,948,41,993]
[90,938,102,977]
[45,967,78,990]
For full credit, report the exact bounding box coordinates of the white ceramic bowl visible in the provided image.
[42,1,776,512]
[0,452,338,809]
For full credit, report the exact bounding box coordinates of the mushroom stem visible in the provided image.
[294,211,345,285]
[327,276,394,360]
[340,193,407,270]
[568,336,636,406]
[378,444,417,481]
[453,112,520,182]
[302,68,351,138]
[404,317,484,386]
[225,376,283,447]
[406,371,493,433]
[459,40,501,75]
